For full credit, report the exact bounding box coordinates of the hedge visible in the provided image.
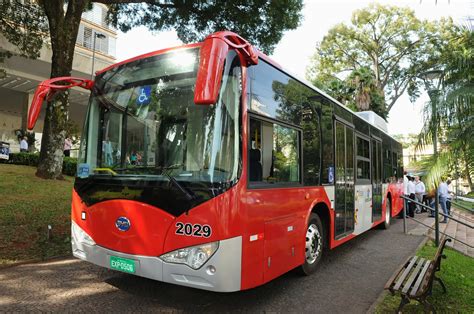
[1,152,77,176]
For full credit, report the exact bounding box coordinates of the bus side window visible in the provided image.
[248,117,300,185]
[356,135,371,183]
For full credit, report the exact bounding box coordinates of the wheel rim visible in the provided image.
[385,202,391,224]
[305,223,322,264]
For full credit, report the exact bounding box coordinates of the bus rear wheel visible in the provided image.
[380,198,391,229]
[298,213,324,275]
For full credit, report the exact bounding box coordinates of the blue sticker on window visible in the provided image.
[136,86,151,106]
[78,163,90,178]
[328,166,334,184]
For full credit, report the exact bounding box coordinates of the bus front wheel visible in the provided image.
[299,213,324,275]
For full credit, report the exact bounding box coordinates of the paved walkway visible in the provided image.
[0,219,424,313]
[406,207,474,257]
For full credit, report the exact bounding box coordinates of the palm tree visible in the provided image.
[416,26,473,191]
[346,67,386,118]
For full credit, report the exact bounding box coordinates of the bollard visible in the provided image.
[403,198,407,234]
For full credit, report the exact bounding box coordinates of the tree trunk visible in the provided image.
[36,1,86,179]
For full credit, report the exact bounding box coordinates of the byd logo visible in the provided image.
[115,217,131,232]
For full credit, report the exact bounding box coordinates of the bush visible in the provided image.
[7,152,39,166]
[62,157,77,176]
[1,152,77,176]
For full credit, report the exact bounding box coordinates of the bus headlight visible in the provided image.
[160,242,219,270]
[71,221,96,246]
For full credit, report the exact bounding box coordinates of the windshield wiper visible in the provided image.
[160,165,198,215]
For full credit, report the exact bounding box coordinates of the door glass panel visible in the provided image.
[335,122,346,236]
[372,139,382,221]
[345,128,354,233]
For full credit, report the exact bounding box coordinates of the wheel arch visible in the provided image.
[309,202,330,249]
[386,192,392,214]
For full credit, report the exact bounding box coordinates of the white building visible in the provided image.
[0,3,117,153]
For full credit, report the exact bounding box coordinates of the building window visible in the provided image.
[77,25,113,56]
[81,4,108,28]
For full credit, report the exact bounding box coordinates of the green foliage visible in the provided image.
[392,133,418,149]
[6,152,40,167]
[2,153,77,176]
[416,27,473,191]
[307,3,457,115]
[314,67,387,118]
[0,1,49,60]
[410,153,451,191]
[62,157,77,177]
[107,0,303,54]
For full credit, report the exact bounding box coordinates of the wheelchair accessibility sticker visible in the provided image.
[136,86,151,106]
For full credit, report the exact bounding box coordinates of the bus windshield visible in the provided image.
[77,48,241,187]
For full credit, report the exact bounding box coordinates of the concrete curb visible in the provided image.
[366,236,430,314]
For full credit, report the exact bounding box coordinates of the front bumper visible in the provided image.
[72,234,242,292]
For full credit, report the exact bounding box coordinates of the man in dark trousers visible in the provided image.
[407,176,416,218]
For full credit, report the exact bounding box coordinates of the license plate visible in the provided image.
[110,256,136,274]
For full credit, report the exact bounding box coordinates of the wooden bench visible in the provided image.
[384,237,452,313]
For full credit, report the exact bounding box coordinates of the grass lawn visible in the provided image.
[375,241,474,313]
[0,164,74,266]
[452,199,474,212]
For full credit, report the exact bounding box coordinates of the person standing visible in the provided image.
[446,179,453,216]
[407,176,416,218]
[438,178,450,223]
[102,138,113,166]
[403,171,409,215]
[20,136,28,152]
[426,188,436,217]
[415,176,426,214]
[63,136,72,157]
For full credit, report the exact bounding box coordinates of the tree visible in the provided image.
[311,67,387,118]
[0,0,303,179]
[307,3,455,116]
[416,27,473,191]
[0,1,48,76]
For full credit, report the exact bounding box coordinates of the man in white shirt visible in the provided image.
[438,178,450,223]
[415,176,426,213]
[407,176,416,217]
[20,136,28,152]
[403,171,409,215]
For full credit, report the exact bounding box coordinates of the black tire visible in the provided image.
[298,213,324,276]
[380,198,391,229]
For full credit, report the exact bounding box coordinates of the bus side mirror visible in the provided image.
[194,31,258,105]
[28,77,94,130]
[194,36,229,105]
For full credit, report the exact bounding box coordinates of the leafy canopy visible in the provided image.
[107,0,303,54]
[416,27,473,190]
[307,3,456,116]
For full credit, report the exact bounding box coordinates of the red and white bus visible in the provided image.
[28,31,404,292]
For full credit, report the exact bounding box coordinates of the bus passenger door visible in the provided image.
[334,121,355,238]
[371,139,382,221]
